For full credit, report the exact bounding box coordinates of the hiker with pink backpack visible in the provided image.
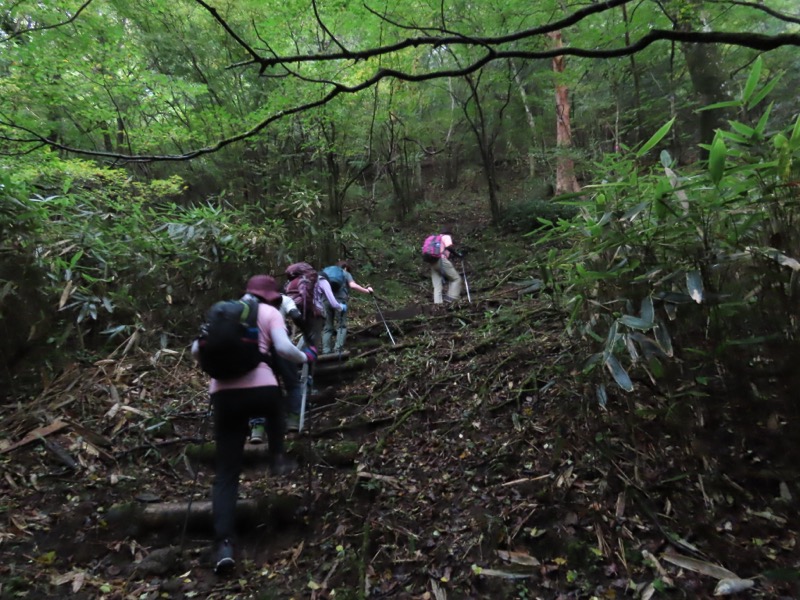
[421,225,465,304]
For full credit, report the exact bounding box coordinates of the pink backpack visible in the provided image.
[421,234,443,263]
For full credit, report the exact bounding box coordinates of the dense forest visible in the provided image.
[1,1,799,598]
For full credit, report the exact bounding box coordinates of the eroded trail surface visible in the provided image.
[1,288,798,599]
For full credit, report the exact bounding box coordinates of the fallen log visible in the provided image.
[185,439,359,467]
[106,494,301,533]
[317,351,350,363]
[313,357,369,378]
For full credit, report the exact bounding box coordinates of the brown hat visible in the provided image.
[245,275,281,304]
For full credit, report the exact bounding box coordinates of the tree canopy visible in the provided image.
[1,0,798,162]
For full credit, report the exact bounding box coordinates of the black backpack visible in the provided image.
[196,296,272,380]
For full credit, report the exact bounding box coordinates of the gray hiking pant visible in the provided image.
[431,257,462,303]
[322,302,347,354]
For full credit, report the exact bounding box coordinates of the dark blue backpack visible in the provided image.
[321,265,347,293]
[196,296,271,380]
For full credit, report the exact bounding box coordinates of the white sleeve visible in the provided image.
[270,325,307,363]
[280,295,297,316]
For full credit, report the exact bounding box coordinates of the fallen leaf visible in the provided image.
[714,578,755,595]
[660,552,738,580]
[431,578,447,600]
[71,571,85,593]
[497,550,540,566]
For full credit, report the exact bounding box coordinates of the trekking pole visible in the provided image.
[298,361,310,433]
[462,260,472,303]
[179,396,213,551]
[371,293,396,345]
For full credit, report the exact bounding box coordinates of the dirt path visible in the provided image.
[1,290,798,599]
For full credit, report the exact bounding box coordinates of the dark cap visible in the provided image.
[245,275,281,304]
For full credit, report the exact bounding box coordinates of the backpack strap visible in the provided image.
[241,295,275,370]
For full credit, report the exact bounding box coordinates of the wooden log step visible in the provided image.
[106,495,300,534]
[316,351,350,362]
[312,357,369,378]
[185,439,359,467]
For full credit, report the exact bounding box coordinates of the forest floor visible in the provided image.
[1,194,799,600]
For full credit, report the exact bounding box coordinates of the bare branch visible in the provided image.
[192,0,263,66]
[312,0,350,54]
[708,0,800,26]
[251,0,634,70]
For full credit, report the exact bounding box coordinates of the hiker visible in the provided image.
[428,226,463,304]
[192,274,317,575]
[320,261,374,355]
[249,276,312,441]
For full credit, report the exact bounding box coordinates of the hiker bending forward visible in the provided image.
[192,274,317,575]
[431,226,463,304]
[320,261,373,354]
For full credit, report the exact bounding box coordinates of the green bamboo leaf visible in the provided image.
[708,135,726,186]
[741,56,762,104]
[747,73,782,111]
[729,121,756,139]
[622,201,649,222]
[687,271,704,304]
[654,319,674,357]
[604,320,619,354]
[636,118,676,158]
[696,100,741,112]
[605,354,634,392]
[754,102,773,136]
[619,315,655,330]
[624,334,640,363]
[790,115,800,150]
[640,296,655,324]
[596,384,608,408]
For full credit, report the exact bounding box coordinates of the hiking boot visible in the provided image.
[269,454,299,476]
[286,412,300,432]
[213,539,235,575]
[249,423,265,444]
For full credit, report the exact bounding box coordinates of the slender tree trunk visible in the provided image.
[548,31,581,195]
[672,3,730,159]
[621,3,643,143]
[512,60,537,178]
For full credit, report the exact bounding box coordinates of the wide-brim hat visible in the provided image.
[245,275,281,304]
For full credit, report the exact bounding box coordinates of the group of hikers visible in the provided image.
[192,228,466,574]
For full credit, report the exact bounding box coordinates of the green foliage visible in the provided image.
[1,157,290,371]
[501,199,579,233]
[538,61,800,399]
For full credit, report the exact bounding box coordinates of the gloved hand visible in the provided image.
[339,303,347,313]
[302,345,318,364]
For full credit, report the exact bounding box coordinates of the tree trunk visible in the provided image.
[548,31,582,195]
[512,60,538,178]
[621,3,643,144]
[675,4,730,159]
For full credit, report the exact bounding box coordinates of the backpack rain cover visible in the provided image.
[421,234,444,263]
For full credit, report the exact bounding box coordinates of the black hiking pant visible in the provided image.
[211,385,283,541]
